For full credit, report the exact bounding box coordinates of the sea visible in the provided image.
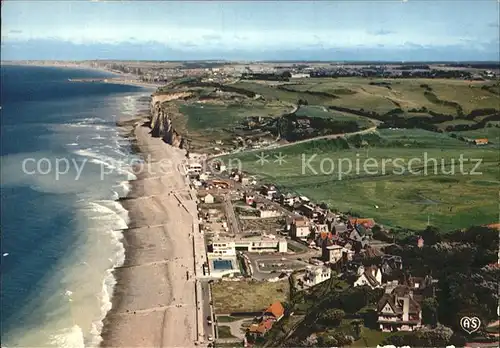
[0,65,152,347]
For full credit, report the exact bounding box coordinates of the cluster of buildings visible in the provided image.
[187,155,434,335]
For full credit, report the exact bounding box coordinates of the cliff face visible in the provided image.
[149,92,191,148]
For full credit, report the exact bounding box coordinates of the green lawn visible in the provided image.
[217,316,241,323]
[351,327,393,347]
[223,129,499,231]
[217,326,236,339]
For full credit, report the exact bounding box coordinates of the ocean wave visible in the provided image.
[74,148,137,181]
[112,181,131,197]
[86,201,129,230]
[85,199,127,347]
[49,325,85,348]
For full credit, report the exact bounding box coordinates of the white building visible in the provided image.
[354,265,383,289]
[291,73,311,79]
[304,266,331,286]
[186,162,202,174]
[209,235,287,255]
[291,217,311,238]
[322,244,353,264]
[259,209,282,218]
[204,193,215,204]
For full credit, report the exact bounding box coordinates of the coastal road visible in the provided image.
[200,280,214,341]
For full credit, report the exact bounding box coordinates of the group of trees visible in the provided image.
[274,114,360,142]
[383,324,467,347]
[385,225,499,334]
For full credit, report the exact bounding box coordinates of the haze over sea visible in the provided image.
[0,65,149,347]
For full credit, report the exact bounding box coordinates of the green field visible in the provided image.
[454,125,500,140]
[282,78,499,115]
[295,105,377,129]
[224,129,499,231]
[179,102,287,131]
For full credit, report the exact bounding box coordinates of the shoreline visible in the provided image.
[100,116,203,347]
[3,61,165,89]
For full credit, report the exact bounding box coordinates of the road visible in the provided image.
[210,121,378,160]
[200,280,214,341]
[224,194,241,234]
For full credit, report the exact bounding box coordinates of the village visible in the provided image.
[182,153,441,347]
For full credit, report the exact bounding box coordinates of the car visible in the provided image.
[208,335,214,341]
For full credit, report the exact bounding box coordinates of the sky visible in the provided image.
[1,0,499,61]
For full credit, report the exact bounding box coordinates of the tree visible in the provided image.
[422,297,439,326]
[318,308,345,326]
[351,320,363,340]
[420,225,441,245]
[317,334,338,347]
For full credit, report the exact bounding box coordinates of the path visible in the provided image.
[219,318,248,340]
[211,126,378,159]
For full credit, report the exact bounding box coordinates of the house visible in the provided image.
[241,177,250,186]
[347,229,369,250]
[244,192,255,205]
[291,216,311,238]
[204,193,215,204]
[377,285,422,332]
[299,196,311,203]
[354,265,383,289]
[417,236,424,248]
[474,138,489,145]
[299,204,319,221]
[322,243,352,264]
[349,218,376,229]
[210,180,230,189]
[199,172,209,181]
[280,193,296,207]
[261,185,277,199]
[381,255,403,276]
[314,224,329,234]
[263,301,285,321]
[304,265,332,286]
[248,319,274,337]
[331,222,348,234]
[259,208,282,218]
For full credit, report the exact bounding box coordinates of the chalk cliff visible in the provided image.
[149,92,191,148]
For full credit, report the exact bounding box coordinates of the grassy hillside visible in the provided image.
[281,78,499,116]
[224,129,499,231]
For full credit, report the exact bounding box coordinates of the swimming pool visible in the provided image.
[213,259,233,270]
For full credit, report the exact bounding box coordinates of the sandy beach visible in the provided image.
[101,121,202,347]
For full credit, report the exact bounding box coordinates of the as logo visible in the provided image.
[460,316,481,334]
